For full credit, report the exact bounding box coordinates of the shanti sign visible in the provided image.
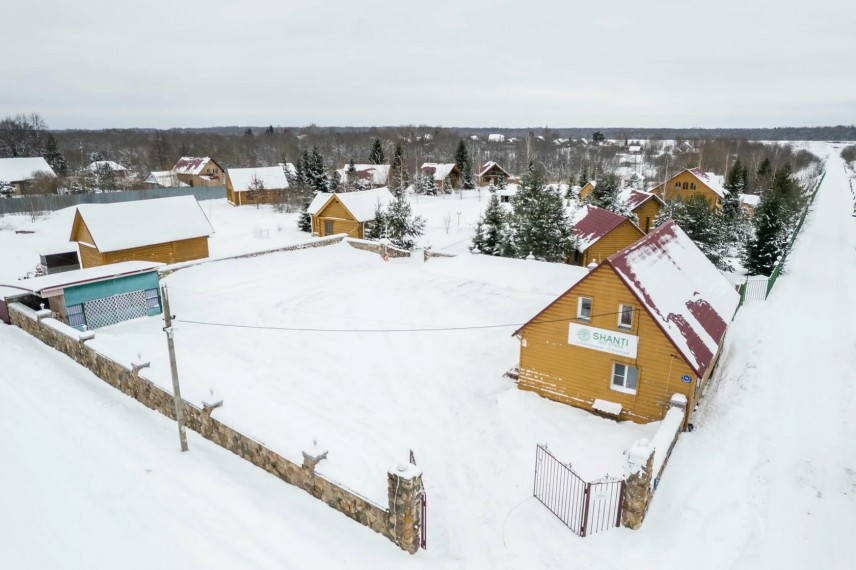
[568,323,639,358]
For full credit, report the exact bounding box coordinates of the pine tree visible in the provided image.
[415,168,437,195]
[369,138,385,165]
[298,197,313,232]
[721,158,747,244]
[471,193,512,255]
[586,173,632,217]
[364,204,387,241]
[454,140,475,189]
[509,168,576,262]
[371,196,425,249]
[305,146,329,193]
[389,143,408,195]
[660,194,728,269]
[43,134,67,176]
[745,191,787,275]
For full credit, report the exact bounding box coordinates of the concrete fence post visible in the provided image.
[622,438,655,529]
[387,463,423,554]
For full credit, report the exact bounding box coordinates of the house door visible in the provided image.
[324,219,334,236]
[82,290,148,329]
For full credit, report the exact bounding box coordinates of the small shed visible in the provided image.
[620,188,665,233]
[308,187,394,238]
[578,180,596,201]
[570,205,645,266]
[70,195,214,268]
[226,165,290,206]
[37,243,81,275]
[477,161,510,186]
[514,221,739,425]
[3,261,163,329]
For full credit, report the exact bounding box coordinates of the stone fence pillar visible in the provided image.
[387,463,423,554]
[622,438,655,529]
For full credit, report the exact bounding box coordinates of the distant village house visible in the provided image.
[171,157,225,187]
[226,164,290,206]
[651,168,725,207]
[335,164,390,189]
[477,161,510,187]
[420,163,462,190]
[307,187,394,238]
[0,157,56,195]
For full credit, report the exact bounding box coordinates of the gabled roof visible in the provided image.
[9,261,162,298]
[308,187,395,222]
[71,196,214,253]
[306,192,334,215]
[686,168,726,198]
[0,157,56,183]
[421,163,458,181]
[620,188,664,211]
[227,165,289,192]
[606,221,739,377]
[477,161,509,178]
[87,160,127,172]
[144,171,188,187]
[172,157,221,176]
[570,205,636,251]
[335,164,390,186]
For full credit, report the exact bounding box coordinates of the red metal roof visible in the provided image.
[571,205,629,251]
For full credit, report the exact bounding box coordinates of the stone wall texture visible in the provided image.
[9,304,422,553]
[345,239,412,258]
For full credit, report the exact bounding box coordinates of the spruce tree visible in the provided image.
[389,143,408,195]
[297,197,313,232]
[577,167,589,188]
[661,194,728,269]
[586,173,632,216]
[509,167,576,262]
[721,158,747,246]
[364,204,387,241]
[43,134,67,176]
[745,191,787,275]
[454,140,475,189]
[471,193,512,256]
[369,138,385,165]
[415,168,437,195]
[376,196,425,249]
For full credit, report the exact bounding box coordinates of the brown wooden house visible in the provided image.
[420,163,462,190]
[172,157,226,187]
[514,221,739,425]
[308,187,394,238]
[477,161,510,186]
[570,205,645,266]
[226,165,290,206]
[70,195,214,268]
[0,157,56,195]
[650,168,725,207]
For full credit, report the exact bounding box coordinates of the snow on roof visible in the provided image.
[606,221,739,377]
[73,196,214,253]
[477,161,509,178]
[0,157,56,183]
[335,187,395,222]
[9,261,162,297]
[687,168,726,198]
[227,165,289,192]
[569,205,630,251]
[488,134,505,142]
[496,184,518,197]
[87,160,127,172]
[628,145,642,153]
[36,242,79,256]
[740,193,761,207]
[172,157,217,176]
[144,171,188,187]
[620,188,663,211]
[335,164,390,186]
[421,163,456,181]
[306,192,333,215]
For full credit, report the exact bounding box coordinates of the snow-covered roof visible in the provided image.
[740,193,760,207]
[488,134,505,142]
[496,184,518,198]
[620,188,663,211]
[36,242,79,256]
[335,187,394,222]
[87,161,127,172]
[687,168,726,198]
[606,221,739,377]
[172,157,219,176]
[72,196,214,253]
[335,164,390,186]
[477,161,509,178]
[144,171,188,187]
[8,261,162,298]
[306,192,333,215]
[628,145,642,153]
[227,165,289,192]
[0,157,56,183]
[421,163,457,181]
[569,205,631,251]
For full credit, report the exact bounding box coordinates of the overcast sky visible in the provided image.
[3,0,854,130]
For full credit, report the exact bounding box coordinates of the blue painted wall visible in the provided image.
[64,271,161,316]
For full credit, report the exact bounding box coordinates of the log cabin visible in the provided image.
[420,163,462,190]
[70,195,214,268]
[650,168,725,207]
[514,221,739,426]
[477,161,510,186]
[308,187,394,238]
[226,165,290,206]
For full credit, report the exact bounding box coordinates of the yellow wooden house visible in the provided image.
[70,196,214,268]
[651,168,725,207]
[570,205,645,266]
[621,188,665,233]
[226,165,291,206]
[308,187,394,238]
[578,180,596,201]
[172,157,226,187]
[514,221,739,425]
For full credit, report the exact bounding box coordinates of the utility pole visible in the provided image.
[161,284,188,452]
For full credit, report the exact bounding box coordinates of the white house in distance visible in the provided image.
[420,163,462,190]
[0,157,56,195]
[335,164,390,188]
[143,171,188,188]
[87,160,128,176]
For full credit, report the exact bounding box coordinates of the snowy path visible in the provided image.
[604,144,856,569]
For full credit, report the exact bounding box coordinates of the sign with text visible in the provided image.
[568,323,639,358]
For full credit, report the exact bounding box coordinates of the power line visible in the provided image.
[173,307,642,334]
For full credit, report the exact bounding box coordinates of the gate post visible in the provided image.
[622,439,655,529]
[388,463,423,554]
[580,483,591,537]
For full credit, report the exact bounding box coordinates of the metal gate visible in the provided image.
[533,444,625,537]
[409,450,427,550]
[83,290,148,329]
[743,275,769,302]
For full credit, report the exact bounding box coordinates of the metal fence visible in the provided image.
[0,185,226,216]
[533,444,625,537]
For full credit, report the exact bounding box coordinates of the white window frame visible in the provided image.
[577,297,592,321]
[610,362,638,395]
[617,304,633,330]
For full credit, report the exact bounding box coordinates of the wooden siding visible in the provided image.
[517,264,696,424]
[313,196,363,238]
[582,220,644,266]
[579,182,595,200]
[633,199,662,233]
[653,171,721,206]
[78,243,105,268]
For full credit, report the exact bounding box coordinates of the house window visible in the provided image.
[682,182,689,189]
[577,297,592,321]
[324,219,334,235]
[67,304,85,328]
[674,181,681,188]
[145,288,160,311]
[611,363,638,394]
[618,304,633,329]
[690,182,696,189]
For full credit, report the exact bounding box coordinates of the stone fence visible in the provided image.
[8,303,424,554]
